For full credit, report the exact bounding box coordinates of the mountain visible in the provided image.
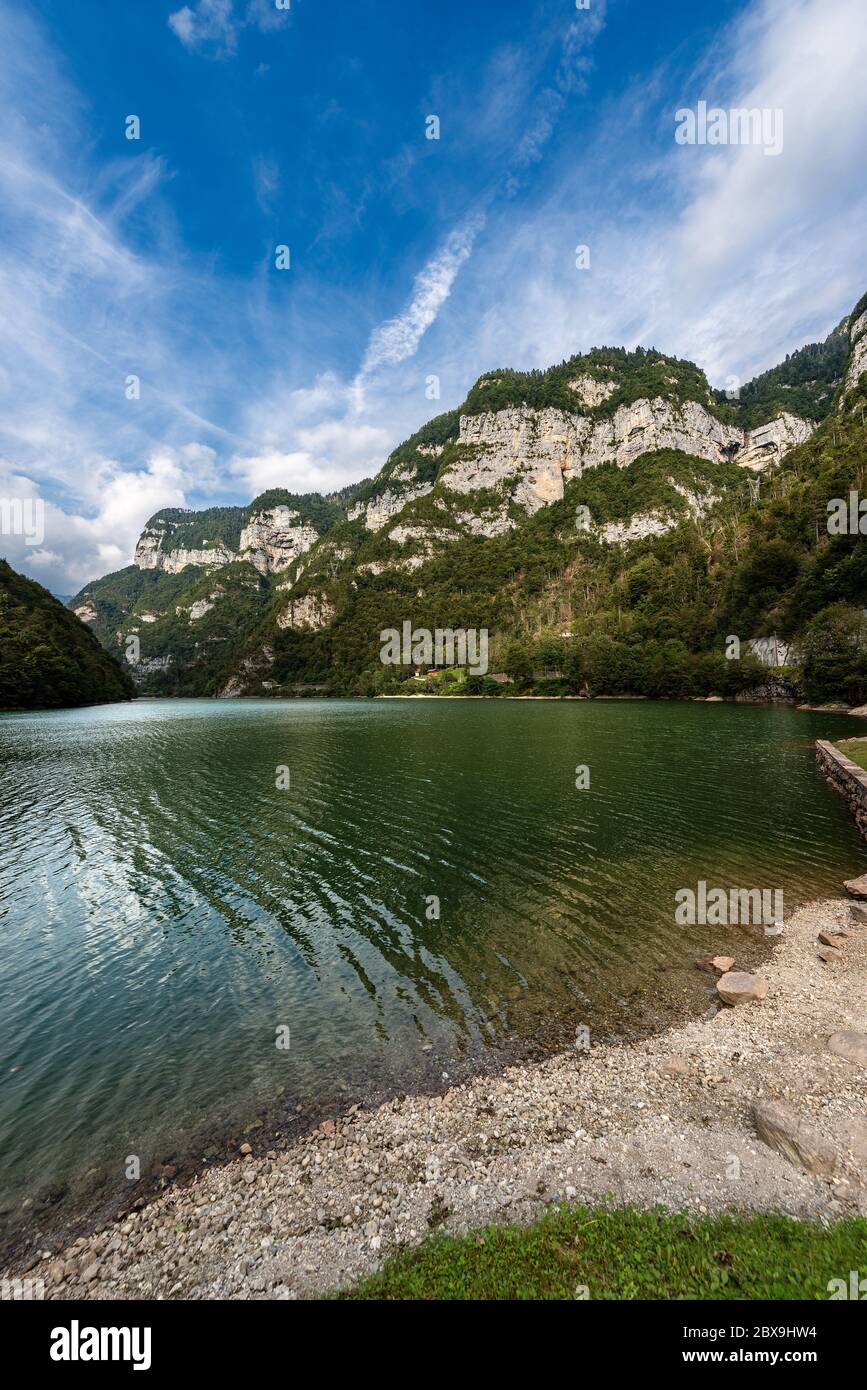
[0,560,135,710]
[71,295,867,704]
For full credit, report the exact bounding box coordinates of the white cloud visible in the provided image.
[168,0,290,57]
[674,0,867,278]
[245,0,291,34]
[168,0,239,54]
[230,420,391,496]
[359,215,485,378]
[0,443,216,593]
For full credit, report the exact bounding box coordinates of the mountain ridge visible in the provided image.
[68,297,867,703]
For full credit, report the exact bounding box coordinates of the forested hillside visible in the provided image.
[0,560,135,710]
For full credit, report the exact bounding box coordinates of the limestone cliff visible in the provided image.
[349,398,814,535]
[238,505,320,574]
[433,400,811,519]
[841,308,867,405]
[134,530,236,574]
[134,503,321,576]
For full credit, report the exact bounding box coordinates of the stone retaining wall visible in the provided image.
[816,739,867,840]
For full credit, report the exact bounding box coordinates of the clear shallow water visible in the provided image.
[1,697,865,1228]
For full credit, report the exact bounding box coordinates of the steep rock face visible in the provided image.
[596,481,720,545]
[436,399,812,517]
[447,407,589,513]
[734,412,814,470]
[216,646,274,698]
[453,507,516,538]
[72,600,97,625]
[134,506,320,575]
[390,524,456,547]
[579,398,745,470]
[180,592,223,622]
[134,531,236,573]
[598,512,674,544]
[238,506,319,574]
[276,592,336,631]
[348,485,433,531]
[841,309,867,403]
[568,374,618,408]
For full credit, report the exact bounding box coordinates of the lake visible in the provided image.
[1,697,865,1234]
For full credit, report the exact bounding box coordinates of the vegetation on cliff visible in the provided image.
[717,321,850,428]
[0,560,135,710]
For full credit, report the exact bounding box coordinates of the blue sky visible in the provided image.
[1,0,866,593]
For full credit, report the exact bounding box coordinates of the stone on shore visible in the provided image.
[716,971,768,1005]
[818,928,850,947]
[660,1055,692,1077]
[695,955,736,976]
[752,1098,837,1175]
[844,874,867,899]
[827,1031,867,1068]
[817,943,844,964]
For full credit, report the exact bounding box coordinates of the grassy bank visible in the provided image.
[837,737,867,772]
[338,1204,867,1301]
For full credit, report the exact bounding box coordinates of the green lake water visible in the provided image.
[1,697,865,1231]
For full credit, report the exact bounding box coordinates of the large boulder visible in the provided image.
[753,1098,837,1175]
[844,874,867,899]
[716,971,769,1005]
[827,1031,867,1068]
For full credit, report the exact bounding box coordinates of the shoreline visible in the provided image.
[10,894,865,1300]
[6,693,867,716]
[0,920,771,1274]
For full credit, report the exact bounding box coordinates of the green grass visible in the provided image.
[837,738,867,772]
[337,1204,867,1300]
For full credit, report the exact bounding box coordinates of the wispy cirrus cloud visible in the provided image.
[359,214,485,379]
[432,0,867,391]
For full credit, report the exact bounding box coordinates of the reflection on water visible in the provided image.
[0,696,864,1225]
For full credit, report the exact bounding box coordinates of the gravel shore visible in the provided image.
[11,897,866,1300]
